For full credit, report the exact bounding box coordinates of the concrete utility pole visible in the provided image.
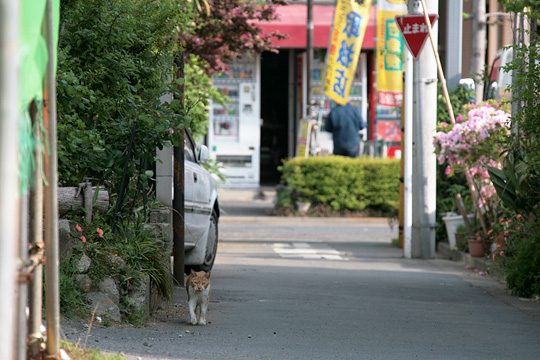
[445,0,463,90]
[409,0,438,258]
[0,1,19,358]
[306,0,314,115]
[471,0,487,101]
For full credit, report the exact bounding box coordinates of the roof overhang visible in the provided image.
[256,4,375,49]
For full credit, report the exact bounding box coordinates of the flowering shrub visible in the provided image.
[434,103,511,208]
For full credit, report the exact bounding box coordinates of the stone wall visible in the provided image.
[59,207,173,323]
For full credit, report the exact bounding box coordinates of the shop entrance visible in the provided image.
[260,51,290,185]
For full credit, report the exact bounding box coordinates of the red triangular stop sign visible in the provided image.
[395,15,438,59]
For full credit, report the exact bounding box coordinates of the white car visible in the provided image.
[183,129,220,272]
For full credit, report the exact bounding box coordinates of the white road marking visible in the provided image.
[272,242,346,260]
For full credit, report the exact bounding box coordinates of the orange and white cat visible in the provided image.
[185,270,211,325]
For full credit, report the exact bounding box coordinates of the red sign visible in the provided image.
[395,14,438,59]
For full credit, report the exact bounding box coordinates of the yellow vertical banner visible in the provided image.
[324,0,372,105]
[376,0,407,107]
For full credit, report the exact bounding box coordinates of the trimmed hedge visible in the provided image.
[277,156,400,214]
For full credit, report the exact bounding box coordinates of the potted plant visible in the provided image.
[434,102,511,254]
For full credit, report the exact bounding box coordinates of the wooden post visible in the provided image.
[420,0,456,125]
[173,53,185,285]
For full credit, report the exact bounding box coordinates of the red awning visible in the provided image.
[257,4,376,49]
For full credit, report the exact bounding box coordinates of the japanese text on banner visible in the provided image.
[376,0,407,107]
[324,0,372,105]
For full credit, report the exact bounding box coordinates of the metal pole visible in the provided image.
[17,194,29,360]
[306,0,314,116]
[29,104,45,357]
[403,51,413,259]
[44,0,60,355]
[0,1,20,358]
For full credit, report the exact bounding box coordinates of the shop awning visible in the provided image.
[257,4,376,49]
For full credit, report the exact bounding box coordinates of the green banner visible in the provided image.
[18,0,60,194]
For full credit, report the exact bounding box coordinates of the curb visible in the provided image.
[437,242,505,281]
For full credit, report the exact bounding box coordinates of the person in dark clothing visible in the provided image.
[324,102,365,157]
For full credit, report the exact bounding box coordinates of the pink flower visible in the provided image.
[96,228,104,238]
[80,235,87,244]
[75,224,82,233]
[456,114,463,123]
[444,165,452,177]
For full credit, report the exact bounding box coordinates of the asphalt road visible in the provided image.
[64,215,540,360]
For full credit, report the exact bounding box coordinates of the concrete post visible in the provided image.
[445,0,463,90]
[0,1,20,358]
[410,0,437,258]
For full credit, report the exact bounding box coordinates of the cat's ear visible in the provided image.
[205,271,211,279]
[190,269,196,275]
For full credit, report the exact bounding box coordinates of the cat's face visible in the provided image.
[189,271,210,291]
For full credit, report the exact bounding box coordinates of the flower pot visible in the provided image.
[467,237,485,257]
[296,201,311,215]
[442,213,474,250]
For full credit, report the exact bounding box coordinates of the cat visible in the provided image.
[185,270,211,325]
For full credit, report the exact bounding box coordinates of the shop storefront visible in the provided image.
[207,4,377,187]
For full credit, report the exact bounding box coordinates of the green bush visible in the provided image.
[277,156,400,214]
[502,212,540,298]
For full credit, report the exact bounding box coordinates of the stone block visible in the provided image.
[77,254,91,274]
[87,292,121,323]
[75,274,92,293]
[125,274,150,319]
[149,208,171,224]
[59,219,75,258]
[98,277,119,304]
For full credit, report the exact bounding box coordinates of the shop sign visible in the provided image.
[324,0,372,105]
[376,0,407,107]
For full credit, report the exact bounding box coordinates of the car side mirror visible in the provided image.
[198,145,210,163]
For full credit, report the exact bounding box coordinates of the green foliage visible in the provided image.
[61,340,125,360]
[277,156,400,214]
[184,56,227,138]
[436,83,474,125]
[59,255,88,318]
[500,211,540,298]
[57,0,182,187]
[57,1,232,219]
[109,222,173,300]
[493,2,540,297]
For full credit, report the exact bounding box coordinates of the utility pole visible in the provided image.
[445,0,463,91]
[306,0,313,116]
[0,1,20,358]
[471,0,487,101]
[410,0,438,258]
[173,54,185,285]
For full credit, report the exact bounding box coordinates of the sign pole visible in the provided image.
[406,0,438,258]
[403,51,413,259]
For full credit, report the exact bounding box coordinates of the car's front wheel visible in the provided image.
[187,211,218,273]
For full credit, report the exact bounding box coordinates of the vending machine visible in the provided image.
[207,57,261,187]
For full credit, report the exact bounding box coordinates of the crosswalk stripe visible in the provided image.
[272,242,346,261]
